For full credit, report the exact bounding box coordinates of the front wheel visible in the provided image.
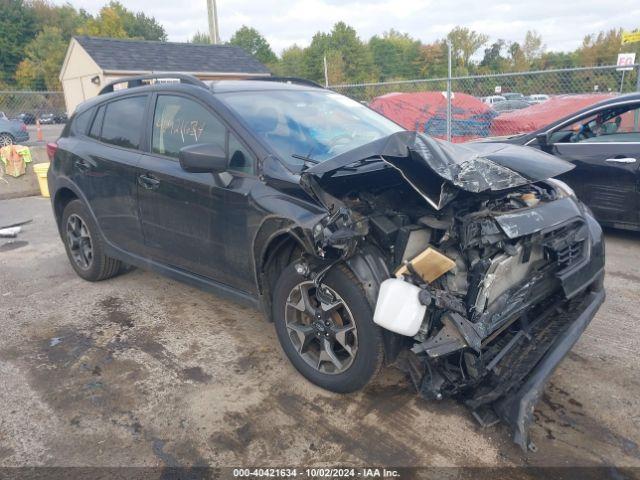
[272,262,384,393]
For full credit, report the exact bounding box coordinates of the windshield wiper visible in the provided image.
[291,153,320,164]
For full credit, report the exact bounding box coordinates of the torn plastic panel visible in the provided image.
[303,131,575,210]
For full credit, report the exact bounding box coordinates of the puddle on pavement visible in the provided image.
[0,241,28,252]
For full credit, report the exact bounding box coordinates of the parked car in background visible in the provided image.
[0,117,29,146]
[54,112,68,124]
[0,111,8,121]
[492,99,531,113]
[502,92,525,101]
[527,94,550,104]
[39,113,57,125]
[17,112,36,125]
[483,92,640,231]
[47,74,605,452]
[482,95,506,105]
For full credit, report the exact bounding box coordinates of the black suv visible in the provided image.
[48,75,605,450]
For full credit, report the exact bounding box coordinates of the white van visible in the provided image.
[482,95,506,105]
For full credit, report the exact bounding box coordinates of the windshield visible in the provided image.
[218,90,403,167]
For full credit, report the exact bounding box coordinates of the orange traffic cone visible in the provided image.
[36,119,43,142]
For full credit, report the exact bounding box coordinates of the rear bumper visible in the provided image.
[493,281,605,451]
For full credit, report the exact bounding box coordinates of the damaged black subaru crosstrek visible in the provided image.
[48,75,605,451]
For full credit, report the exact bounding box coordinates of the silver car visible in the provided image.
[0,117,29,146]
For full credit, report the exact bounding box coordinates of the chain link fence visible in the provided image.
[0,90,66,123]
[330,64,640,142]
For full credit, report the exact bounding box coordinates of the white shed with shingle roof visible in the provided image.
[59,36,271,114]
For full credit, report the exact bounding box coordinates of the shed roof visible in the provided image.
[73,36,270,75]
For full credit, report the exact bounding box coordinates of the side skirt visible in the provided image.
[103,243,261,311]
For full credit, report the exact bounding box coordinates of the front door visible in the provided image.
[137,93,259,292]
[545,103,640,228]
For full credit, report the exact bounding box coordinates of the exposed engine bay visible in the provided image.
[296,134,605,451]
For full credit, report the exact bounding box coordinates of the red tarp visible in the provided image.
[490,94,616,136]
[369,91,495,143]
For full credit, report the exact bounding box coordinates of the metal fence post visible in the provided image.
[446,40,452,142]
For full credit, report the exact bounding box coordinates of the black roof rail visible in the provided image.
[98,73,207,95]
[252,76,325,89]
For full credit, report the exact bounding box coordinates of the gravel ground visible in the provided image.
[0,196,639,469]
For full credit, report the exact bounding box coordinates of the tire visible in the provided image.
[61,199,122,282]
[0,133,14,147]
[272,262,384,393]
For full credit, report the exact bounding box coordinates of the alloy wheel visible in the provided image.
[0,134,14,147]
[66,214,93,270]
[285,281,358,374]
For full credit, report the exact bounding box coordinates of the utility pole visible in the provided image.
[446,39,452,143]
[323,55,329,87]
[207,0,220,44]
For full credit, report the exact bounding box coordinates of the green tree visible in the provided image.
[27,0,88,41]
[303,22,376,85]
[522,30,545,64]
[418,41,448,78]
[446,26,489,72]
[0,0,38,85]
[77,5,127,38]
[190,31,211,44]
[107,1,167,41]
[302,31,331,83]
[15,26,67,90]
[273,45,306,77]
[369,29,421,81]
[228,26,277,64]
[479,39,509,72]
[77,2,166,41]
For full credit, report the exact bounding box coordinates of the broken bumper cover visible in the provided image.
[494,283,605,451]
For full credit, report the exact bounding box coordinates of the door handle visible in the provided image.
[74,159,91,172]
[605,157,636,164]
[138,174,160,190]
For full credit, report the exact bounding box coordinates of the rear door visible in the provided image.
[545,103,640,228]
[69,95,148,254]
[137,93,259,292]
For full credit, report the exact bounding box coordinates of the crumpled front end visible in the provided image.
[298,133,604,451]
[387,194,605,452]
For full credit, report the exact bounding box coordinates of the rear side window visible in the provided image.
[152,95,226,158]
[101,96,147,149]
[72,109,92,135]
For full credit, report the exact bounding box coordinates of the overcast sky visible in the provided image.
[54,0,640,55]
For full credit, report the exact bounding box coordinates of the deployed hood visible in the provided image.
[303,131,574,210]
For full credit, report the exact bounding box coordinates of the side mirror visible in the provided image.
[535,132,550,147]
[179,143,227,173]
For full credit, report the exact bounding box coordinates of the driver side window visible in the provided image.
[152,95,256,174]
[152,95,226,158]
[553,105,640,144]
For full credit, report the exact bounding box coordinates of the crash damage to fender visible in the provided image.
[288,132,604,451]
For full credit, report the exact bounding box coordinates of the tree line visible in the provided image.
[0,0,166,90]
[223,24,640,86]
[2,0,638,91]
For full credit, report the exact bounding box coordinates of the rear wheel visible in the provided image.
[61,199,122,281]
[0,133,14,147]
[272,262,384,393]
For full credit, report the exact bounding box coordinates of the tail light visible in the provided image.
[20,123,27,132]
[46,142,58,161]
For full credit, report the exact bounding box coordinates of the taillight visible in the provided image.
[46,142,58,161]
[20,123,27,132]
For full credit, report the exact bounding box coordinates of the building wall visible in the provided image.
[60,39,104,114]
[60,38,271,114]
